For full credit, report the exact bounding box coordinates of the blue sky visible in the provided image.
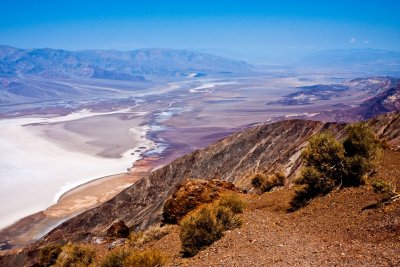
[0,0,399,62]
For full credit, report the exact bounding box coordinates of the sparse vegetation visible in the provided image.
[55,243,96,267]
[100,248,165,267]
[251,171,285,192]
[124,249,165,267]
[100,248,129,267]
[38,243,62,267]
[291,123,382,210]
[371,180,397,202]
[179,193,244,257]
[218,192,245,213]
[129,224,172,247]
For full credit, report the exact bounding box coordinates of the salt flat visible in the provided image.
[0,109,154,229]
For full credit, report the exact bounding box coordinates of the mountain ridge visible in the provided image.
[0,46,252,78]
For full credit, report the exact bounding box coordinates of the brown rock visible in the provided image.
[106,220,129,238]
[163,179,241,224]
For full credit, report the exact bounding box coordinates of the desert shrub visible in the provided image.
[302,133,346,181]
[342,123,383,186]
[291,124,382,210]
[251,172,267,188]
[100,248,129,267]
[180,206,223,257]
[179,193,243,257]
[218,192,245,213]
[214,206,242,231]
[371,180,397,202]
[38,243,62,267]
[100,248,165,267]
[55,243,95,267]
[129,224,172,247]
[124,249,165,267]
[251,172,285,192]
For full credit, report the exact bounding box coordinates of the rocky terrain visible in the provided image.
[313,80,400,122]
[153,149,400,266]
[1,113,399,266]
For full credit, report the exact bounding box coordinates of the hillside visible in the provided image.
[151,149,400,266]
[311,79,400,122]
[1,113,399,266]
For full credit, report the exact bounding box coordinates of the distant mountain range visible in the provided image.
[299,49,400,74]
[0,45,252,79]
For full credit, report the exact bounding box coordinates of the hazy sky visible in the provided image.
[0,0,399,62]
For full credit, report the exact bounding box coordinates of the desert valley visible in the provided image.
[0,1,400,266]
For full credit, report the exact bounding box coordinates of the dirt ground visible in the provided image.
[146,150,400,266]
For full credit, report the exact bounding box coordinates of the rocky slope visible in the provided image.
[19,115,400,240]
[313,79,400,122]
[1,113,399,266]
[153,149,400,266]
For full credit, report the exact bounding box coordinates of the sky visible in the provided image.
[0,0,399,63]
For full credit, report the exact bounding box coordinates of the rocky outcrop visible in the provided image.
[106,220,130,238]
[163,179,241,224]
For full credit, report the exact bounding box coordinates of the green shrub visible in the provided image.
[251,172,285,192]
[291,123,382,210]
[38,243,62,267]
[55,243,95,267]
[179,193,243,257]
[124,249,165,267]
[342,123,382,186]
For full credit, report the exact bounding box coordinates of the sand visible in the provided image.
[0,109,154,230]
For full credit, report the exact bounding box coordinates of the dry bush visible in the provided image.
[129,224,172,247]
[251,171,285,192]
[180,206,223,257]
[38,243,62,267]
[55,243,96,267]
[124,249,165,267]
[371,180,397,202]
[100,248,129,267]
[100,248,165,267]
[179,193,244,257]
[218,192,245,213]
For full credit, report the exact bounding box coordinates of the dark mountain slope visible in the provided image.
[29,114,400,248]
